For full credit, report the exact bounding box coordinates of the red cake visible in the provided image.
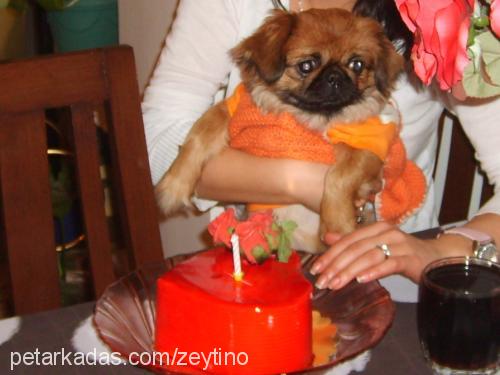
[155,247,313,374]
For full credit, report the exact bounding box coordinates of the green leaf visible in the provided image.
[252,246,269,264]
[276,220,297,263]
[467,23,477,47]
[479,32,500,86]
[462,31,500,98]
[473,16,489,29]
[280,220,298,236]
[277,232,291,263]
[265,232,278,251]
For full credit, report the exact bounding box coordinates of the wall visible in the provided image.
[118,0,177,94]
[118,0,211,257]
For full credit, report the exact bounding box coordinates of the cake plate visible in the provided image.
[93,252,395,374]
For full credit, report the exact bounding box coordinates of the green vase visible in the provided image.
[46,0,118,52]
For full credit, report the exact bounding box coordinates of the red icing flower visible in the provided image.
[396,0,474,90]
[234,211,276,264]
[208,209,296,264]
[207,208,238,247]
[492,0,500,38]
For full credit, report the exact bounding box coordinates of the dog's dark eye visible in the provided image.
[297,59,318,75]
[348,58,365,74]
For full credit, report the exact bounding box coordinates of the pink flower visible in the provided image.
[492,0,500,38]
[396,0,474,90]
[207,208,238,247]
[234,211,276,263]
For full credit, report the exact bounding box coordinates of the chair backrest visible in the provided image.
[433,110,493,226]
[0,46,164,315]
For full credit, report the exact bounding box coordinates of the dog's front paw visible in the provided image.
[319,216,356,240]
[155,172,195,216]
[319,191,358,238]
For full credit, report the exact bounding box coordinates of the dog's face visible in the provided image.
[231,8,404,129]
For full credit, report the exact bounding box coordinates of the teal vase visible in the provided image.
[46,0,118,52]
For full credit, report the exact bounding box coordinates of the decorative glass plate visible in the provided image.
[93,252,395,374]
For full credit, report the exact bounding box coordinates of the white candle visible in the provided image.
[230,234,243,281]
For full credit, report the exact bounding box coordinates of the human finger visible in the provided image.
[311,222,393,275]
[357,237,439,283]
[325,246,389,289]
[355,256,407,284]
[315,231,400,288]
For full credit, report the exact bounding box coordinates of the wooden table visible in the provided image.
[0,299,431,374]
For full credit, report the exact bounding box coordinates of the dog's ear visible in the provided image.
[231,10,294,83]
[374,33,404,96]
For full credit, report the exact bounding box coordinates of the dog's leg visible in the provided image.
[320,144,383,236]
[156,101,230,215]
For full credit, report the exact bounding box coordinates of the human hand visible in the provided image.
[310,222,443,290]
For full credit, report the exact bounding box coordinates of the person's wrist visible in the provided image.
[285,160,326,212]
[283,160,299,203]
[431,232,475,258]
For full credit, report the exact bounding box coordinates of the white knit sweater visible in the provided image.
[142,0,500,233]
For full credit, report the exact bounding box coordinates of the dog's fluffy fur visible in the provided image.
[156,8,403,252]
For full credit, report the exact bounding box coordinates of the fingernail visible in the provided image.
[357,272,374,283]
[310,263,321,275]
[315,272,333,289]
[356,275,366,283]
[315,278,327,289]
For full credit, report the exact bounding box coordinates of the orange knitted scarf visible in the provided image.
[226,84,426,223]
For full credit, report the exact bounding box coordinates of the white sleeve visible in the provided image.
[142,0,240,185]
[448,95,500,216]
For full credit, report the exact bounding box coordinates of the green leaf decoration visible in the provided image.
[462,31,500,98]
[276,220,297,263]
[265,232,278,251]
[467,23,477,47]
[480,32,500,86]
[280,220,298,236]
[252,246,270,264]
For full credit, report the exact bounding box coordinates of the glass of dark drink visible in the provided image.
[418,257,500,374]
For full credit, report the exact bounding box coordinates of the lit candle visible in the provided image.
[231,234,244,281]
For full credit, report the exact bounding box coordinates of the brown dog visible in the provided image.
[156,8,404,251]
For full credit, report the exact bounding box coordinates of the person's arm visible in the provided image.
[447,95,500,243]
[144,1,331,211]
[143,0,239,185]
[195,148,329,212]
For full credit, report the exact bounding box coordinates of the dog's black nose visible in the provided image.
[310,64,351,95]
[327,70,343,90]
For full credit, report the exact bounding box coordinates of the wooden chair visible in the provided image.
[0,46,164,315]
[434,110,494,226]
